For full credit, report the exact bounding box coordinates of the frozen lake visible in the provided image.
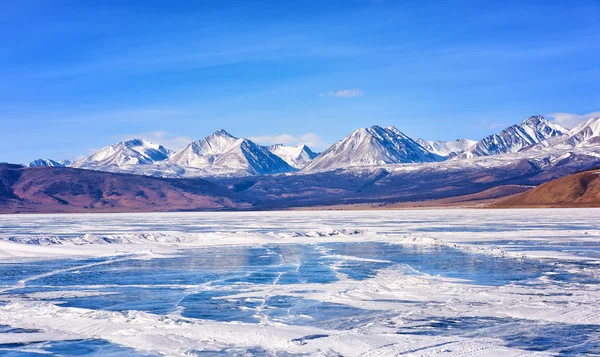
[0,209,599,356]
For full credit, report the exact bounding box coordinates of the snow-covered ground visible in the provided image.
[0,209,599,356]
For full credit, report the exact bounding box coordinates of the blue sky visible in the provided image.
[1,0,600,163]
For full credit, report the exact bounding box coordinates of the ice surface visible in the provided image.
[0,209,599,356]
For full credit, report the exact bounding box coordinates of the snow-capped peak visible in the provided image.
[267,144,318,169]
[211,129,235,138]
[181,130,241,158]
[521,114,546,126]
[28,159,72,167]
[303,125,442,171]
[521,115,567,135]
[465,115,567,157]
[71,138,172,168]
[167,130,294,175]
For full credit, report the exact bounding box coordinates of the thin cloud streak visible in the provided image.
[319,89,364,98]
[249,132,329,151]
[548,112,600,129]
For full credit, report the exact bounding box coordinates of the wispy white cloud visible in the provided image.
[113,131,194,150]
[548,111,600,129]
[28,28,368,80]
[249,132,329,150]
[319,89,364,98]
[250,134,298,145]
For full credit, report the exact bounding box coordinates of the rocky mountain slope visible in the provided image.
[0,164,251,213]
[492,168,600,208]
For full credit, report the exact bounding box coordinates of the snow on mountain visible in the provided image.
[71,139,172,168]
[28,159,72,167]
[416,138,476,156]
[523,116,600,153]
[304,125,443,171]
[167,129,294,175]
[567,117,600,147]
[167,130,237,168]
[267,144,318,169]
[464,115,567,157]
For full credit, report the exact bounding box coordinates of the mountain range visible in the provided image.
[7,114,600,212]
[28,114,598,178]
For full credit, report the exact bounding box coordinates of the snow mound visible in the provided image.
[270,229,367,238]
[4,232,182,245]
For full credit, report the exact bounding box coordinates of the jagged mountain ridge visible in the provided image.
[416,138,476,156]
[521,116,600,154]
[304,125,443,172]
[464,115,567,157]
